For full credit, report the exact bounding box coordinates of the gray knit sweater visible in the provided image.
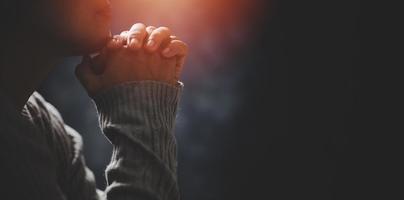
[0,80,183,200]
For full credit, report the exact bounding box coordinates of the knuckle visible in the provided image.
[174,40,188,48]
[149,28,171,41]
[128,31,144,38]
[130,23,146,32]
[159,26,170,32]
[155,27,171,35]
[132,22,146,28]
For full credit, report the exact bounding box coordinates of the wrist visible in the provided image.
[92,80,183,128]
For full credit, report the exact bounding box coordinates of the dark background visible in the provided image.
[38,0,365,199]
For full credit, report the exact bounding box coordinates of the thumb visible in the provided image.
[75,55,99,87]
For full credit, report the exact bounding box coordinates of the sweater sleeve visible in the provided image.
[0,91,67,200]
[92,80,183,200]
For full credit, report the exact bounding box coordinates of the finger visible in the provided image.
[146,26,157,34]
[145,26,158,46]
[127,23,147,50]
[106,36,125,50]
[161,40,189,58]
[146,26,172,52]
[75,56,99,86]
[159,35,177,50]
[160,35,178,49]
[120,30,129,37]
[161,40,188,81]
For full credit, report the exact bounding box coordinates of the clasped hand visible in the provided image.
[75,23,188,97]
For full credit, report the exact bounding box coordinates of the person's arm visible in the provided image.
[93,80,183,200]
[61,124,104,200]
[74,23,188,200]
[0,92,66,200]
[61,80,182,200]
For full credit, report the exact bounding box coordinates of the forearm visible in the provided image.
[93,80,183,200]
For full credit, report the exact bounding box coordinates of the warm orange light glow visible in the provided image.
[111,0,266,77]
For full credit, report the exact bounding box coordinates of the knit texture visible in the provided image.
[0,80,183,200]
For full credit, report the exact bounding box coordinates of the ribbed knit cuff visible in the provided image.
[92,80,184,131]
[91,81,183,199]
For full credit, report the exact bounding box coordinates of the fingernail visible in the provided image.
[147,40,155,48]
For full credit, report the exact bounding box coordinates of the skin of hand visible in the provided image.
[75,23,188,97]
